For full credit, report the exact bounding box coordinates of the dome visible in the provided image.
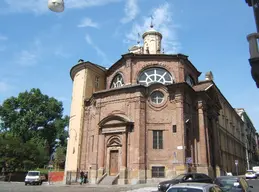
[142,27,162,39]
[48,0,64,12]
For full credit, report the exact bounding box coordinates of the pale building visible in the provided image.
[235,108,258,169]
[64,26,247,184]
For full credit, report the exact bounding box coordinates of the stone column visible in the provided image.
[97,133,105,181]
[197,101,209,175]
[118,132,127,185]
[212,118,221,177]
[175,93,186,174]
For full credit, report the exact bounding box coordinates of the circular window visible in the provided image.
[150,91,164,104]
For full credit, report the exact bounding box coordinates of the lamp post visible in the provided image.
[48,0,64,12]
[246,0,259,88]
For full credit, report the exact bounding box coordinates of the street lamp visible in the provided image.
[246,0,259,88]
[48,0,64,13]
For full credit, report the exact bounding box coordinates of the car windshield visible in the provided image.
[168,188,202,192]
[27,172,40,176]
[216,178,241,190]
[173,174,186,180]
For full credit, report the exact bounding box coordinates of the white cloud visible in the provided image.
[66,0,121,9]
[85,34,110,65]
[121,0,139,24]
[18,50,38,66]
[16,39,42,66]
[125,2,181,54]
[0,46,6,52]
[54,46,71,58]
[0,34,8,41]
[78,17,99,28]
[0,81,11,93]
[3,0,47,14]
[3,0,121,14]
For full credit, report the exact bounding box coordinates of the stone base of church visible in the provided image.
[118,167,127,185]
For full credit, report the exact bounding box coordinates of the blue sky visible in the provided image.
[0,0,258,130]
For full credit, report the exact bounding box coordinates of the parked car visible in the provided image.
[24,171,42,185]
[214,176,253,192]
[166,183,223,192]
[245,170,257,179]
[157,173,213,192]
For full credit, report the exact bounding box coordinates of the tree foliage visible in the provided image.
[0,88,69,171]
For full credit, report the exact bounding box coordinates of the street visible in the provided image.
[0,180,259,192]
[0,182,157,192]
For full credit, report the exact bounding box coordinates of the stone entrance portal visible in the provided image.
[109,150,119,176]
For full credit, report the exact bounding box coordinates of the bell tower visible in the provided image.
[142,17,162,54]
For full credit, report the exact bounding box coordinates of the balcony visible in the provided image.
[247,33,259,88]
[246,0,259,88]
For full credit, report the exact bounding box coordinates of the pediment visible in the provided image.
[105,119,125,125]
[99,114,133,128]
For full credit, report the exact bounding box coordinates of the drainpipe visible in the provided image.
[144,89,148,183]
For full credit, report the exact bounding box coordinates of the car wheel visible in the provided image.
[25,183,27,186]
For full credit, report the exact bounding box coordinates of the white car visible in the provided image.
[25,171,42,185]
[166,183,223,192]
[245,170,257,179]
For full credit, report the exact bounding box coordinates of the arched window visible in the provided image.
[110,73,124,88]
[186,75,195,86]
[138,67,173,86]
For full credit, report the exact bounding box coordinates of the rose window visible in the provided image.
[150,91,164,104]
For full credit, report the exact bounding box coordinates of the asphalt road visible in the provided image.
[0,182,156,192]
[0,180,258,192]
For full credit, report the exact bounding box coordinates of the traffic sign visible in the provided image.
[186,157,192,164]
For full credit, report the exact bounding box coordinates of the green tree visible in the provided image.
[0,88,69,170]
[54,146,66,170]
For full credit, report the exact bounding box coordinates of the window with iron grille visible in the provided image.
[153,130,163,149]
[151,166,165,178]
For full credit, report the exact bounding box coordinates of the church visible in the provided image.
[64,25,247,185]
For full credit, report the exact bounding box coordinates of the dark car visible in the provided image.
[214,176,253,192]
[157,173,213,192]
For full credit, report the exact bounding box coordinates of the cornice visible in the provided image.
[70,61,106,80]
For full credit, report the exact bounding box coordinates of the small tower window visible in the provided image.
[186,75,195,86]
[172,125,177,133]
[95,76,100,88]
[111,74,124,88]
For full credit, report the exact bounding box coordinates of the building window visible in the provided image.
[138,67,174,86]
[172,125,177,133]
[153,130,163,149]
[150,91,164,104]
[91,136,94,152]
[95,76,100,88]
[186,75,195,86]
[151,166,165,178]
[110,73,124,88]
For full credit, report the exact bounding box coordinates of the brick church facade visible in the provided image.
[64,26,247,184]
